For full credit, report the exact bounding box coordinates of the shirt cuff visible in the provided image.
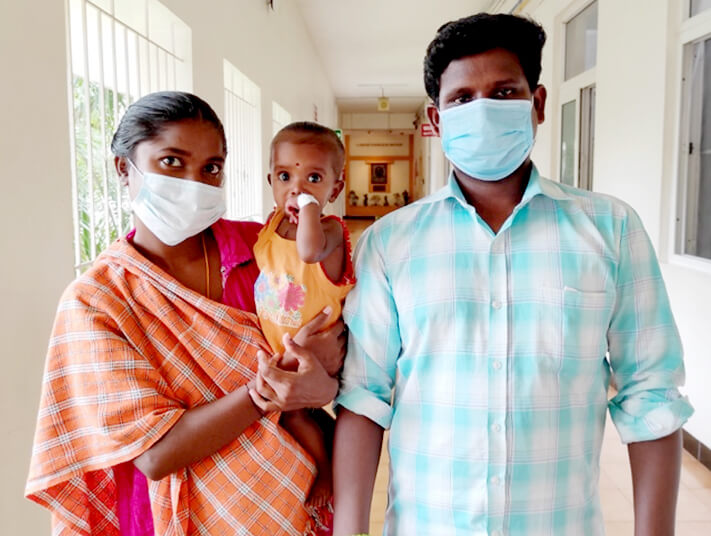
[334,386,393,429]
[608,389,694,444]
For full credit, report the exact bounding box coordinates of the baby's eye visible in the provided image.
[307,173,322,183]
[205,163,222,176]
[278,171,290,182]
[160,156,182,167]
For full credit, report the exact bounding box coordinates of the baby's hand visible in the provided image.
[284,199,300,224]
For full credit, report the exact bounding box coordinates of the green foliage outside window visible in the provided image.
[72,75,132,271]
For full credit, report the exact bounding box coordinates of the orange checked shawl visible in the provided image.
[25,239,316,535]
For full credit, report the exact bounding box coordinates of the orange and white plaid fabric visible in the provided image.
[26,239,316,535]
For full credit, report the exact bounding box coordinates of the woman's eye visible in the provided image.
[278,171,289,182]
[205,163,222,175]
[307,173,322,183]
[160,156,182,167]
[453,94,472,105]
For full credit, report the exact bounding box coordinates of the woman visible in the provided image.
[25,92,344,535]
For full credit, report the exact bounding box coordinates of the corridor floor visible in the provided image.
[343,218,711,535]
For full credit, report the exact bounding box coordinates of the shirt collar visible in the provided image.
[425,163,573,210]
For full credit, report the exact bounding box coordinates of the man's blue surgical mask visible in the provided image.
[440,98,535,181]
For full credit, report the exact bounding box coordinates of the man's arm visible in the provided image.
[333,409,384,536]
[605,206,692,534]
[628,429,682,536]
[332,222,399,534]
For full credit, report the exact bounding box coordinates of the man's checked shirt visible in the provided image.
[335,166,693,536]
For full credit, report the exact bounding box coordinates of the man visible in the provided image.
[332,13,693,536]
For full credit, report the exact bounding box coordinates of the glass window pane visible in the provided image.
[691,0,711,17]
[565,1,598,80]
[685,39,711,259]
[560,100,576,186]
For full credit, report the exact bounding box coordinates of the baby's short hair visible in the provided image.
[270,121,345,176]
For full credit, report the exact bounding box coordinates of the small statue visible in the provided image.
[402,190,410,205]
[393,192,403,207]
[348,190,359,206]
[370,194,382,206]
[363,193,368,207]
[383,195,389,207]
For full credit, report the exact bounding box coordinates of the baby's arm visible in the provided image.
[295,198,343,266]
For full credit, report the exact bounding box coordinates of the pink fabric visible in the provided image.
[118,219,262,535]
[114,463,155,536]
[211,219,262,312]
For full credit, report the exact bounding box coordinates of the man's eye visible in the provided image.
[307,173,322,183]
[278,171,289,181]
[161,156,182,167]
[493,88,515,98]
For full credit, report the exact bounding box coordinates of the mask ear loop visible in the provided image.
[126,158,144,177]
[124,158,146,194]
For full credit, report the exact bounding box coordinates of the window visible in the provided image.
[557,2,597,190]
[560,100,576,186]
[223,60,262,221]
[272,101,292,136]
[66,0,191,273]
[679,36,711,260]
[564,1,598,80]
[691,0,711,17]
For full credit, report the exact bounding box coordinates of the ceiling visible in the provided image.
[294,0,504,113]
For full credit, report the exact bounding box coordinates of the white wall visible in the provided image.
[523,0,711,447]
[162,0,339,220]
[1,1,337,534]
[1,1,74,534]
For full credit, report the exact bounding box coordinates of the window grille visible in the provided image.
[66,0,191,273]
[223,60,262,221]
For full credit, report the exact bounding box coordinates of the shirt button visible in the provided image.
[492,299,502,310]
[492,423,502,433]
[493,360,503,370]
[491,476,501,486]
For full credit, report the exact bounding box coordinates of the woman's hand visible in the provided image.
[293,306,347,376]
[250,334,339,412]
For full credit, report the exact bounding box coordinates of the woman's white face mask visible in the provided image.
[128,160,226,246]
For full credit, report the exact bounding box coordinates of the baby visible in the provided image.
[252,121,355,507]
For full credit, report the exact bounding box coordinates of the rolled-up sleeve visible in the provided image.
[608,207,694,443]
[334,225,400,430]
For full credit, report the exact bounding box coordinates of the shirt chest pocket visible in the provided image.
[532,286,614,378]
[561,286,614,362]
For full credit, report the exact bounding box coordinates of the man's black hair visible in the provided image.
[424,13,546,105]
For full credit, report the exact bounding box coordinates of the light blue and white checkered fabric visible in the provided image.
[335,167,693,536]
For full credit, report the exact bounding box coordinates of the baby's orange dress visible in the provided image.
[253,208,355,354]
